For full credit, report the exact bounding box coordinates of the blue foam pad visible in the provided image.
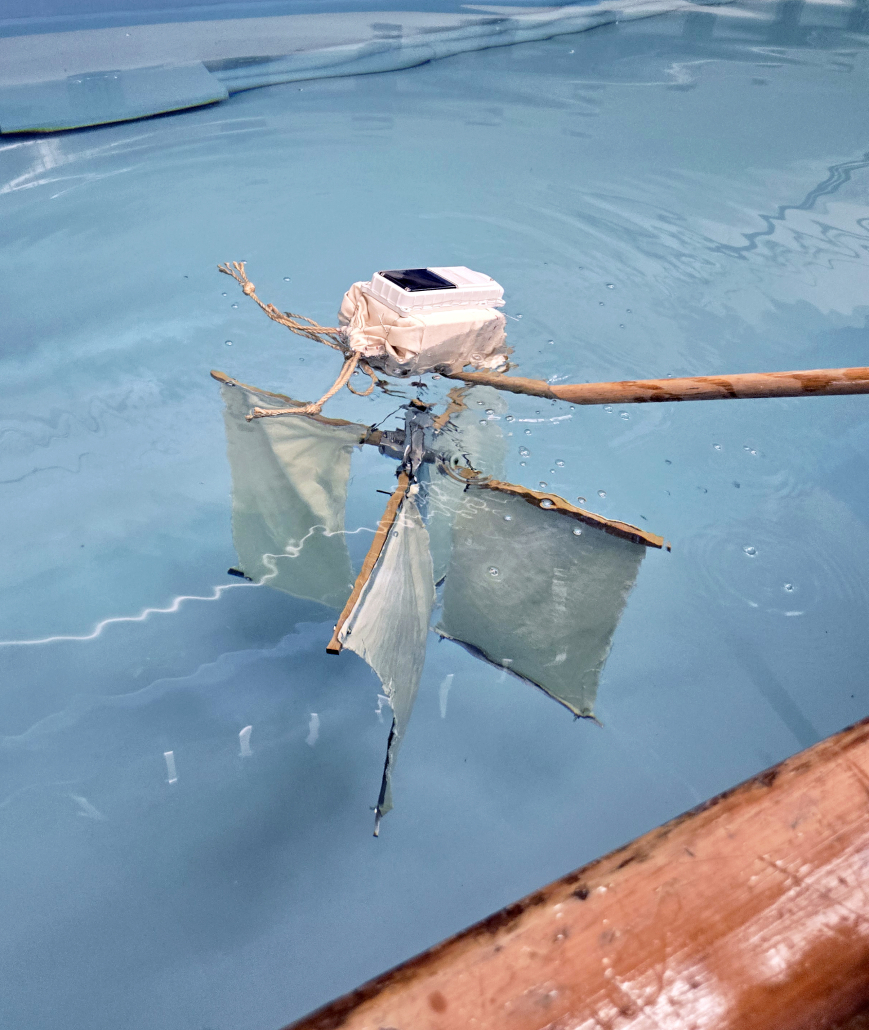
[0,62,228,133]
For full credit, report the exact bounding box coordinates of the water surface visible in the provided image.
[2,3,869,1026]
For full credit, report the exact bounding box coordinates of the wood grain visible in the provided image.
[283,716,869,1030]
[444,366,869,405]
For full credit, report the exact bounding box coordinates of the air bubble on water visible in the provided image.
[225,340,233,346]
[520,461,526,466]
[784,583,795,592]
[519,446,530,457]
[392,531,399,539]
[577,496,586,504]
[506,414,514,422]
[488,566,500,577]
[626,308,632,314]
[744,546,757,557]
[599,301,605,307]
[547,340,555,346]
[284,277,291,281]
[504,515,513,521]
[539,481,548,489]
[479,420,488,426]
[619,324,625,329]
[620,411,629,420]
[713,444,721,450]
[556,459,565,467]
[432,373,441,380]
[606,283,615,289]
[549,469,556,474]
[524,429,532,435]
[598,490,606,498]
[749,449,757,456]
[540,498,555,509]
[222,292,227,297]
[604,406,613,413]
[572,527,582,536]
[486,409,495,416]
[231,302,238,308]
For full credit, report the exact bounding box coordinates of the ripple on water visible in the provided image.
[682,496,869,618]
[728,466,804,502]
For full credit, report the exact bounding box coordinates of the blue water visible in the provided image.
[2,3,869,1027]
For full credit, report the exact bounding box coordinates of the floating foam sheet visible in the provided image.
[0,62,227,133]
[0,0,732,132]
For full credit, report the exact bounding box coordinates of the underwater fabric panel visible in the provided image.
[437,488,646,717]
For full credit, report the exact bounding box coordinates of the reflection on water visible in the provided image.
[714,149,869,258]
[1,2,869,1027]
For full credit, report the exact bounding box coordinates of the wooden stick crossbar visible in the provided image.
[478,479,666,549]
[444,366,869,405]
[326,472,410,655]
[210,370,385,444]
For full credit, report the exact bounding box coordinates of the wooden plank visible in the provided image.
[326,473,409,655]
[284,716,869,1030]
[444,366,869,405]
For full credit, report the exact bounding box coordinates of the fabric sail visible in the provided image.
[436,487,648,718]
[418,384,509,583]
[338,494,436,827]
[220,380,367,609]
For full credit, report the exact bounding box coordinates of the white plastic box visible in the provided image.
[364,267,505,314]
[339,266,509,377]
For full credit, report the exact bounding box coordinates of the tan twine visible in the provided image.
[218,261,381,418]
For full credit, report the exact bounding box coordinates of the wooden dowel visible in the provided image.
[283,715,869,1030]
[478,478,666,549]
[444,366,869,405]
[326,473,409,655]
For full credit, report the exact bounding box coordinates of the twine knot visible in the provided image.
[218,260,377,416]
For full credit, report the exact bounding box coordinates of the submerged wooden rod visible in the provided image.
[326,472,409,655]
[284,715,869,1030]
[444,365,869,405]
